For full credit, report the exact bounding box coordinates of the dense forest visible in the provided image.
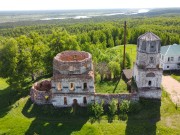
[0,12,180,88]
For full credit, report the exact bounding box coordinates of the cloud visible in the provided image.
[0,0,179,10]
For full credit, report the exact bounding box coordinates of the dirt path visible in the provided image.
[162,75,180,106]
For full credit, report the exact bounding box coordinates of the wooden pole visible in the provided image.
[123,21,126,69]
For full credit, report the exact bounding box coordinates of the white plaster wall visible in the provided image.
[53,78,94,93]
[139,89,162,99]
[51,95,94,107]
[138,70,162,88]
[160,55,180,70]
[137,52,160,68]
[133,64,140,87]
[162,63,180,70]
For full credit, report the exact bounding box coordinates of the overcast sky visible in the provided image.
[0,0,179,11]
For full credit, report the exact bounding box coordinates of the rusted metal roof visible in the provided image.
[123,69,133,80]
[54,50,91,62]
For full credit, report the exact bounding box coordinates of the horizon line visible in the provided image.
[0,7,179,12]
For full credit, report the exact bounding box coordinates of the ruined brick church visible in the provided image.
[30,32,163,107]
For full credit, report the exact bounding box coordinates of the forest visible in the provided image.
[0,13,180,89]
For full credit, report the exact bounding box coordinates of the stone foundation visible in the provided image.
[138,88,162,99]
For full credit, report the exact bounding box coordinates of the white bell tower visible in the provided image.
[133,32,163,99]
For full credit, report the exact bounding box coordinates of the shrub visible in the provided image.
[87,101,104,119]
[108,99,118,117]
[120,100,130,114]
[95,73,101,83]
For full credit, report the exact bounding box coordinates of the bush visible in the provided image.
[95,73,101,83]
[87,101,104,119]
[120,100,130,114]
[108,99,118,117]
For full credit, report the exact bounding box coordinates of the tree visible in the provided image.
[0,38,20,88]
[88,101,104,119]
[120,100,130,114]
[108,99,118,119]
[108,61,121,79]
[125,53,131,69]
[29,32,49,80]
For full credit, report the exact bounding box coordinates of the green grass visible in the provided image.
[171,72,180,82]
[0,78,180,135]
[95,79,128,93]
[0,78,8,90]
[171,74,180,82]
[111,44,137,68]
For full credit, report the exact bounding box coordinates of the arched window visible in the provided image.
[56,82,62,91]
[150,41,156,52]
[148,81,152,86]
[146,73,155,77]
[83,83,87,90]
[141,41,146,51]
[73,55,77,60]
[69,66,74,71]
[64,97,67,105]
[70,83,75,91]
[149,57,154,64]
[83,97,87,104]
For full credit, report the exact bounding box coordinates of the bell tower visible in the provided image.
[133,32,163,99]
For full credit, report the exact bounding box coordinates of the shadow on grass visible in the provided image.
[113,71,123,93]
[0,85,30,118]
[0,75,52,118]
[125,99,161,135]
[23,99,88,135]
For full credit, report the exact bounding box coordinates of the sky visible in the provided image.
[0,0,179,11]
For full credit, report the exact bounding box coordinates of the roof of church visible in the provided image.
[161,44,180,56]
[138,32,160,41]
[122,69,133,80]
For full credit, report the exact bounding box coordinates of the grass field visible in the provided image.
[0,78,180,135]
[171,72,180,82]
[95,80,128,93]
[111,44,137,68]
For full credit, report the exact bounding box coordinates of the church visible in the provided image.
[133,32,163,99]
[30,32,163,107]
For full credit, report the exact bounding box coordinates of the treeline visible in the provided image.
[0,16,179,45]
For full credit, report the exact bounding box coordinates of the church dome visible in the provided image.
[138,32,160,41]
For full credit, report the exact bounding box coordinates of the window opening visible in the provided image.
[70,83,75,91]
[83,83,87,90]
[57,82,61,91]
[64,97,67,105]
[148,81,152,86]
[83,97,87,104]
[168,57,170,62]
[149,57,154,63]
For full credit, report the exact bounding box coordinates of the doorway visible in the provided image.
[83,97,87,104]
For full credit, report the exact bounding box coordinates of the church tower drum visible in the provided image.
[133,32,163,99]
